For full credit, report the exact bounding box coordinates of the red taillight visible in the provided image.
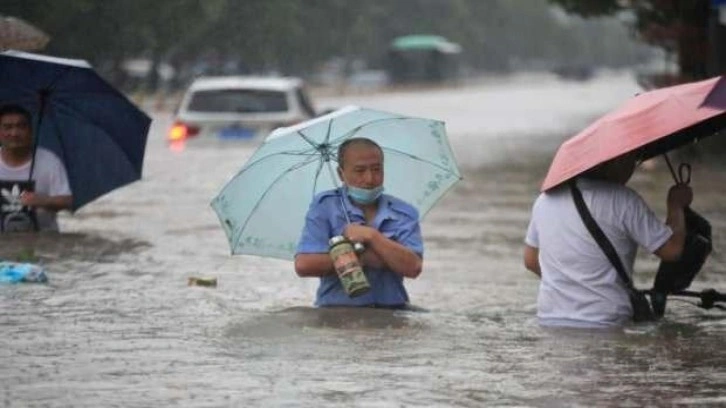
[168,122,199,142]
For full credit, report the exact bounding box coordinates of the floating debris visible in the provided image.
[188,276,217,287]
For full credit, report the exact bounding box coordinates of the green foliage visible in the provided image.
[5,0,655,88]
[548,0,712,80]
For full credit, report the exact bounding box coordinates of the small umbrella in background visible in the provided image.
[211,105,462,260]
[541,75,726,191]
[0,16,50,51]
[0,50,151,210]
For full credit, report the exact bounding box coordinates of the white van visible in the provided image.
[168,76,316,143]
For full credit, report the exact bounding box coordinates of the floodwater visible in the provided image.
[3,71,726,407]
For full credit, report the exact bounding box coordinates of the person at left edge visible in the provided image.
[295,137,423,308]
[0,104,72,232]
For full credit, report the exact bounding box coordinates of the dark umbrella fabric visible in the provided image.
[0,50,150,210]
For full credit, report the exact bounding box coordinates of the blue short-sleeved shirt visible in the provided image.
[296,188,424,307]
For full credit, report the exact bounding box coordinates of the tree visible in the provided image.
[549,0,711,82]
[7,0,655,91]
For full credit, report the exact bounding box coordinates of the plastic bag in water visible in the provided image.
[0,262,48,283]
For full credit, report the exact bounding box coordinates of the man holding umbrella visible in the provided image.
[295,138,424,308]
[522,75,726,328]
[0,104,72,232]
[523,151,693,328]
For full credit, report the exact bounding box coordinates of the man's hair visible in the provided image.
[582,150,641,182]
[0,104,32,128]
[337,138,383,169]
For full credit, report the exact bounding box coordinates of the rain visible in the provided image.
[2,1,726,406]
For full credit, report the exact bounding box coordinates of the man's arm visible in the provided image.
[295,253,335,277]
[295,197,335,278]
[524,245,541,277]
[654,184,692,261]
[21,191,72,212]
[344,224,422,278]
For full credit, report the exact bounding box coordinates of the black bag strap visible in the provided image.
[569,181,635,290]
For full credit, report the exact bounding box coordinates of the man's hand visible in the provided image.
[343,224,385,268]
[667,183,693,209]
[20,191,72,212]
[343,223,421,278]
[20,191,42,207]
[343,223,378,244]
[523,245,541,277]
[656,183,694,262]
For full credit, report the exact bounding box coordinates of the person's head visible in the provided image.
[0,104,33,150]
[584,150,640,185]
[337,138,384,205]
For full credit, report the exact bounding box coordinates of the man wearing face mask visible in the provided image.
[295,137,423,308]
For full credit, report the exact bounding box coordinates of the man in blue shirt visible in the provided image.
[295,137,423,308]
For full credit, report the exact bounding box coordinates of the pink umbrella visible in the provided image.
[541,75,726,191]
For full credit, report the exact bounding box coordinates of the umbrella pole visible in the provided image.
[27,90,49,183]
[325,159,365,252]
[325,159,352,225]
[663,153,679,184]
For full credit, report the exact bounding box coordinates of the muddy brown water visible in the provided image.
[2,72,726,407]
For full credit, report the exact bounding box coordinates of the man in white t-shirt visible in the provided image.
[523,152,693,328]
[0,104,72,232]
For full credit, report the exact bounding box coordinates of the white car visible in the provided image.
[168,76,317,144]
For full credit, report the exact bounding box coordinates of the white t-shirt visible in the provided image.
[0,147,72,231]
[525,178,672,328]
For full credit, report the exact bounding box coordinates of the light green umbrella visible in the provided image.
[211,105,462,260]
[391,35,462,53]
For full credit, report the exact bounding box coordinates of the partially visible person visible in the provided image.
[523,151,692,328]
[295,137,423,308]
[0,104,72,232]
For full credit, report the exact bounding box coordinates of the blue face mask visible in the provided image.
[347,185,384,205]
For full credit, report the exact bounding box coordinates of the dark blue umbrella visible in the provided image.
[0,50,150,210]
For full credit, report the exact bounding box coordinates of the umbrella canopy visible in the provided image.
[390,35,462,54]
[541,75,726,191]
[211,105,462,260]
[0,50,151,210]
[0,16,50,51]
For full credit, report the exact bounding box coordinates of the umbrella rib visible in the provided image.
[323,114,334,144]
[327,116,409,145]
[379,146,460,177]
[231,154,321,251]
[44,66,74,93]
[321,115,460,176]
[238,132,321,172]
[310,154,350,223]
[296,129,319,149]
[233,149,320,175]
[46,105,73,188]
[311,154,325,196]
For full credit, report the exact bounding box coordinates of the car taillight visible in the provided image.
[168,122,199,142]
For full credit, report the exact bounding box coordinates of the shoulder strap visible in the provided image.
[569,181,634,289]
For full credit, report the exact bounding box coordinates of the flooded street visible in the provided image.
[3,71,726,407]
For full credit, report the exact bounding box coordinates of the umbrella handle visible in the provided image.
[679,163,691,184]
[663,154,691,185]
